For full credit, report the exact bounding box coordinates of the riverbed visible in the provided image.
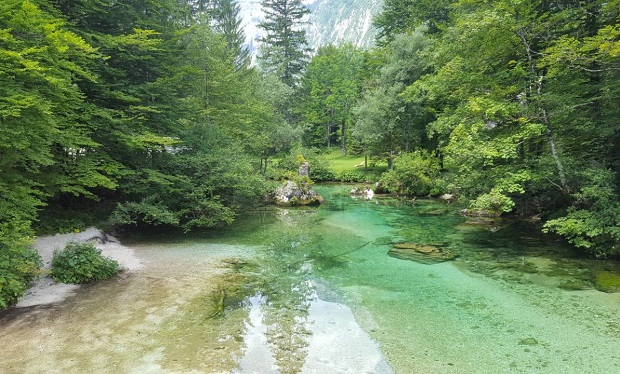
[2,185,620,373]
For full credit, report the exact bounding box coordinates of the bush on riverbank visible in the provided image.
[51,242,120,284]
[0,241,42,309]
[379,151,442,196]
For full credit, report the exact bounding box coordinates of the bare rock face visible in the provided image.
[237,0,381,62]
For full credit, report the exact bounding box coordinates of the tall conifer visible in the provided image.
[258,0,310,87]
[191,0,250,68]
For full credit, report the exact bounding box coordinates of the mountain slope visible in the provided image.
[305,0,382,48]
[237,0,382,58]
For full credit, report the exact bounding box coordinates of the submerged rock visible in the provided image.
[458,217,507,233]
[388,243,457,265]
[460,209,502,218]
[421,208,451,216]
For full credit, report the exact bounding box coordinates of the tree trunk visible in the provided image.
[518,29,568,192]
[341,119,347,156]
[326,123,331,148]
[261,157,268,175]
[541,108,568,189]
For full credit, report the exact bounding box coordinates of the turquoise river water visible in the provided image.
[2,185,620,373]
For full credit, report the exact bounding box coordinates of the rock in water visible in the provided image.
[388,243,457,265]
[349,186,375,200]
[273,180,323,206]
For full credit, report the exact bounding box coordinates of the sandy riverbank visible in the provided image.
[16,227,144,308]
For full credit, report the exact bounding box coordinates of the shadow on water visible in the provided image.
[449,219,620,292]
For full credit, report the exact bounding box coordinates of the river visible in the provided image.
[2,185,620,373]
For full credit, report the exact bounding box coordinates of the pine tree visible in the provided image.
[190,0,250,68]
[258,0,310,87]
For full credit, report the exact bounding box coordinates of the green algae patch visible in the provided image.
[519,337,539,346]
[593,270,620,292]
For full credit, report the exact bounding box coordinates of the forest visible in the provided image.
[1,0,619,308]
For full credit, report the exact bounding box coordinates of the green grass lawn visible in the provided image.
[319,148,387,178]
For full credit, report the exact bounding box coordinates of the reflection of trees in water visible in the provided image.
[232,207,361,373]
[195,208,321,373]
[234,208,324,373]
[179,247,309,373]
[255,232,315,374]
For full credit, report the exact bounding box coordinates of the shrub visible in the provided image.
[379,151,441,196]
[470,190,515,215]
[308,164,335,182]
[0,242,42,309]
[178,195,236,231]
[430,179,448,196]
[543,168,620,257]
[110,196,179,228]
[338,170,366,183]
[51,242,120,284]
[378,169,402,194]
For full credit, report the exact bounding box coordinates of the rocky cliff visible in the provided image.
[304,0,381,49]
[237,0,382,60]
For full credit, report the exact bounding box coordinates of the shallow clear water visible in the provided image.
[3,185,620,373]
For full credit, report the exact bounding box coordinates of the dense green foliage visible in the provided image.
[296,0,620,257]
[0,0,289,307]
[543,169,620,257]
[344,0,620,257]
[353,28,433,169]
[373,0,455,41]
[191,0,250,68]
[379,151,441,196]
[301,44,364,153]
[51,242,120,284]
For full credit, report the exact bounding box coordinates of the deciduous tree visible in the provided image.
[302,45,364,154]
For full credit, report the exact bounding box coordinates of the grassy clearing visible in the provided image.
[320,149,365,173]
[319,148,387,180]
